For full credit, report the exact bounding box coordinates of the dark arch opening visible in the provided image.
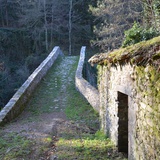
[117,91,128,155]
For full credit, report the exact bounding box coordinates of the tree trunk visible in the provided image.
[51,4,54,47]
[1,6,4,27]
[5,0,9,26]
[69,0,72,55]
[43,0,48,52]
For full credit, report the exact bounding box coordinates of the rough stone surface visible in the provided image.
[97,63,160,160]
[0,47,62,125]
[75,46,99,112]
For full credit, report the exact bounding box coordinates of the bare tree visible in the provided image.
[43,0,48,52]
[69,0,72,55]
[90,0,142,51]
[142,0,160,31]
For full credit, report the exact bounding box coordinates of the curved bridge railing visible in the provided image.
[0,47,63,126]
[75,46,99,112]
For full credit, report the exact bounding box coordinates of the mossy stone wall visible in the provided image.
[134,65,160,160]
[98,63,160,160]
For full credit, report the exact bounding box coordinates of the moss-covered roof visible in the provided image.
[89,36,160,69]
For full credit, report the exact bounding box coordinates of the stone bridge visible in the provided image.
[0,46,99,126]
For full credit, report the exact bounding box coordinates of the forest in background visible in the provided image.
[0,0,159,109]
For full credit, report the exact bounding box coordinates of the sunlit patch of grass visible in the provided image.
[55,131,127,160]
[0,132,34,160]
[42,136,52,143]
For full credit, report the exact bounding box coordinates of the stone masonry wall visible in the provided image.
[0,47,62,126]
[98,64,160,160]
[75,46,99,112]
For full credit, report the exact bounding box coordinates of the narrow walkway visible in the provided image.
[0,56,127,160]
[0,56,99,159]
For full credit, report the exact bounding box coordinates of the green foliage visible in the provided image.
[122,22,159,47]
[94,130,107,140]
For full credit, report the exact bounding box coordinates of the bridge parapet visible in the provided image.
[0,47,62,126]
[75,46,99,112]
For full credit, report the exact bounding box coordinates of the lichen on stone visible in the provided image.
[89,36,160,69]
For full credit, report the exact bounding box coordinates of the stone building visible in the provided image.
[89,36,160,160]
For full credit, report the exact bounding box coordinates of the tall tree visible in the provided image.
[142,0,160,31]
[0,0,97,108]
[43,0,48,52]
[90,0,142,51]
[69,0,97,53]
[69,0,72,55]
[0,0,21,27]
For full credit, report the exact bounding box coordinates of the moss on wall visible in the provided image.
[93,36,160,159]
[97,65,102,89]
[89,36,160,68]
[135,65,160,157]
[135,66,159,111]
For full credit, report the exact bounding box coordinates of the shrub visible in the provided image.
[122,22,159,47]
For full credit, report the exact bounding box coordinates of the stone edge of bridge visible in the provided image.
[0,46,62,126]
[75,46,99,113]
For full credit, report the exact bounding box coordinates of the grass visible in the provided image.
[64,60,99,129]
[0,132,34,160]
[25,56,64,117]
[55,131,127,160]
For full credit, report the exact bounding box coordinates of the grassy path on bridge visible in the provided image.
[0,56,127,160]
